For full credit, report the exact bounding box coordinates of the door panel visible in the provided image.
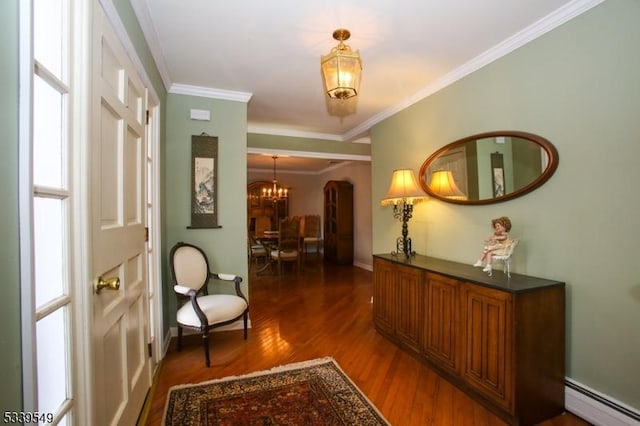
[91,4,151,425]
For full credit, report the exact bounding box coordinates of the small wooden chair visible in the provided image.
[489,239,519,278]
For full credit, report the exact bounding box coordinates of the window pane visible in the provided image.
[37,307,69,418]
[34,197,65,308]
[34,0,64,79]
[33,75,64,188]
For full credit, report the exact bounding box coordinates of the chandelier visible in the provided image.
[262,156,288,200]
[321,29,362,100]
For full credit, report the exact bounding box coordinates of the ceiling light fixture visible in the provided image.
[321,28,362,100]
[262,156,288,201]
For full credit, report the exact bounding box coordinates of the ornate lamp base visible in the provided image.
[392,236,415,258]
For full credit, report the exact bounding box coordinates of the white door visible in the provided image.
[90,4,152,425]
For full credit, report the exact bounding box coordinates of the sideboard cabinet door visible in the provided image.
[460,282,514,411]
[395,265,423,352]
[372,257,396,335]
[421,272,460,374]
[372,257,422,352]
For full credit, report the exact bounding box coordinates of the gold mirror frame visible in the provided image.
[419,131,559,205]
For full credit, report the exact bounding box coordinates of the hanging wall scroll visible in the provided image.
[188,134,221,229]
[491,152,505,198]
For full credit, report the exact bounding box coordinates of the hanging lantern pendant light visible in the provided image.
[321,29,363,100]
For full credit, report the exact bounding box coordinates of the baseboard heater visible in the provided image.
[565,379,639,426]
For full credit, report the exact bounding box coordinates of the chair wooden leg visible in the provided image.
[202,331,210,367]
[243,313,248,340]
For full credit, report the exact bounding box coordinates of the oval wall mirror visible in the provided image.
[418,131,559,205]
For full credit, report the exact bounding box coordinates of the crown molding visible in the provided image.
[170,83,252,103]
[129,0,173,91]
[343,0,606,140]
[130,0,605,139]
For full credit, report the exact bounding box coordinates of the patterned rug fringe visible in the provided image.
[166,356,339,391]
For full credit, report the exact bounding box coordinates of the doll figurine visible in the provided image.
[473,216,512,273]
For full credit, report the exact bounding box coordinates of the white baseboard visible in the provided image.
[565,379,640,426]
[353,260,373,271]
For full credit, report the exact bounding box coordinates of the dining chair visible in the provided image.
[270,216,301,274]
[302,214,322,258]
[248,235,268,268]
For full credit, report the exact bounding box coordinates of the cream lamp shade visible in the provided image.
[428,170,467,200]
[381,169,428,206]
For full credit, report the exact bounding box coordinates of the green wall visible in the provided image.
[372,0,639,409]
[164,94,249,326]
[0,0,22,414]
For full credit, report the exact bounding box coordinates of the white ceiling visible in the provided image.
[131,0,601,170]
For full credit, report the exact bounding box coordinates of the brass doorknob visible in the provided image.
[95,276,120,294]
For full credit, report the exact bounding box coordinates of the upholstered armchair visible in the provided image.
[169,242,249,367]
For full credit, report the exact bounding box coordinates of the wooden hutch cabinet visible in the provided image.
[323,180,353,265]
[373,254,565,426]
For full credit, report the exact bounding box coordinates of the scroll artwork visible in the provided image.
[189,134,220,228]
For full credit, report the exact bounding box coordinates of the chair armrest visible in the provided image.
[174,284,196,296]
[209,273,247,302]
[215,273,239,281]
[174,285,209,328]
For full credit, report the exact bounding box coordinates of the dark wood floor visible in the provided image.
[142,256,591,425]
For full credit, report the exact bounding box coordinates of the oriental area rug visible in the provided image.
[162,357,390,425]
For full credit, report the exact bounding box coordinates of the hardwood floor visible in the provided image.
[142,257,591,425]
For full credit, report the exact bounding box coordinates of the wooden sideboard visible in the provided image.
[373,254,565,426]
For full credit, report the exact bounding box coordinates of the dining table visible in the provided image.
[254,231,279,274]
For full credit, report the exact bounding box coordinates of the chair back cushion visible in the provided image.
[254,215,271,235]
[171,245,208,291]
[278,217,301,251]
[303,214,321,237]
